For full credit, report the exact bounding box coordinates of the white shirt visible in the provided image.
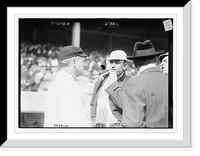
[96,79,118,124]
[44,69,91,127]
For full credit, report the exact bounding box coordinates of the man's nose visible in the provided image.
[111,65,116,70]
[111,64,116,69]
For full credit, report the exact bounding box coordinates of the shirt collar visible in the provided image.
[117,70,126,81]
[137,64,157,76]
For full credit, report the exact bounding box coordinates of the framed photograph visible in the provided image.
[2,1,191,148]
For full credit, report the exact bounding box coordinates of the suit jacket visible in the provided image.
[90,71,130,123]
[105,67,168,128]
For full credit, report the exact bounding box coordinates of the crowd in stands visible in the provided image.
[20,42,136,92]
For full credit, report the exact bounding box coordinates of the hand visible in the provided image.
[106,70,117,85]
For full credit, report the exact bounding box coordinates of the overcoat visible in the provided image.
[90,72,130,123]
[105,67,168,127]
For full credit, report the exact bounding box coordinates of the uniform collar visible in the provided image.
[117,71,127,82]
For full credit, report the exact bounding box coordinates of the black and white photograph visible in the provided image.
[3,4,192,149]
[19,18,173,129]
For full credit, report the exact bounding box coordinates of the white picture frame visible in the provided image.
[3,2,191,148]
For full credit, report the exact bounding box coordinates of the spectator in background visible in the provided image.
[44,45,91,127]
[25,62,41,92]
[21,57,30,91]
[90,50,130,127]
[20,42,62,91]
[25,56,50,92]
[105,40,168,128]
[159,52,169,75]
[36,57,51,92]
[49,59,59,80]
[88,52,101,81]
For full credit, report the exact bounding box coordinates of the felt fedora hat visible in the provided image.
[127,40,165,60]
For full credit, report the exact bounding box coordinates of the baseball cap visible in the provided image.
[58,45,88,62]
[108,50,127,60]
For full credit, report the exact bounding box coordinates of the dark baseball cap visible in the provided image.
[58,45,88,62]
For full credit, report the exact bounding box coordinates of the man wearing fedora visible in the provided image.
[44,45,91,127]
[90,50,130,127]
[105,40,169,128]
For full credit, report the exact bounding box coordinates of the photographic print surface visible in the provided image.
[19,18,173,129]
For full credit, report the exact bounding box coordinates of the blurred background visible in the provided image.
[20,18,172,128]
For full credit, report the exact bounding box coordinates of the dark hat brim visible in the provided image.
[159,52,169,62]
[76,51,88,57]
[127,51,166,60]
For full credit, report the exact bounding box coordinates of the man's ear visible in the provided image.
[124,63,128,70]
[71,58,76,67]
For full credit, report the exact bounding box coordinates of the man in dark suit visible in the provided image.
[90,50,130,127]
[105,40,169,128]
